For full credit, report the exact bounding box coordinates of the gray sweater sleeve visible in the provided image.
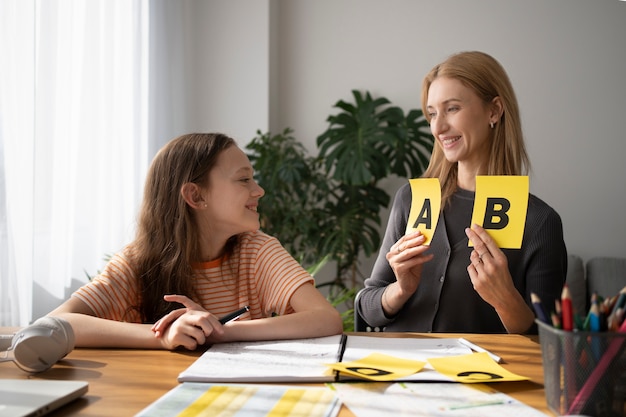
[357,184,412,328]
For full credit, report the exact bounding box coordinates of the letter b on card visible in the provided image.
[470,176,529,249]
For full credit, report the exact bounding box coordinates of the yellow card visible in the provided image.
[326,353,426,381]
[470,176,529,249]
[405,178,441,245]
[428,352,529,383]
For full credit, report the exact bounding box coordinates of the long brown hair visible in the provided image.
[421,51,530,206]
[133,133,237,322]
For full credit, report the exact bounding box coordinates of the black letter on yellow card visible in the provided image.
[346,367,392,377]
[483,197,510,229]
[411,199,432,229]
[457,371,504,381]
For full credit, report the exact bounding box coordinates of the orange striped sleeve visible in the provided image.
[72,245,141,322]
[248,232,314,316]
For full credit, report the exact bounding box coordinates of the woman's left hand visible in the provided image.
[465,224,517,309]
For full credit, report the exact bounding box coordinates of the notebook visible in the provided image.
[0,379,88,417]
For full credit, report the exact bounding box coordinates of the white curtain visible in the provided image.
[0,0,150,325]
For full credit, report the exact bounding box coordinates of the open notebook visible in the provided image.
[177,334,475,383]
[0,379,88,417]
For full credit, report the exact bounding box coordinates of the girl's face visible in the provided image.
[203,145,265,239]
[426,77,495,170]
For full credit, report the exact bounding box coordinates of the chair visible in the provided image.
[586,256,626,301]
[354,288,385,332]
[566,254,587,317]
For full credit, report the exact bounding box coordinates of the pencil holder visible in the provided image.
[537,320,626,416]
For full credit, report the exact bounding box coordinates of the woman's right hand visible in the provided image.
[386,230,433,294]
[383,231,434,316]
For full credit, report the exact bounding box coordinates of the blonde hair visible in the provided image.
[421,51,530,206]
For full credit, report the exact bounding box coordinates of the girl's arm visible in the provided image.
[48,298,164,348]
[216,283,343,342]
[155,285,343,345]
[48,297,224,350]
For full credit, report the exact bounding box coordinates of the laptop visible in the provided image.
[0,379,88,417]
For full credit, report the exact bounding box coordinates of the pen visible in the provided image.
[458,338,503,363]
[446,400,509,410]
[219,306,249,325]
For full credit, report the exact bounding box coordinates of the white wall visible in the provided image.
[150,0,270,152]
[264,0,626,267]
[184,0,625,273]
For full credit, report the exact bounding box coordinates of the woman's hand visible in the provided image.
[386,230,434,294]
[152,294,224,350]
[465,224,535,333]
[465,224,516,306]
[382,230,434,316]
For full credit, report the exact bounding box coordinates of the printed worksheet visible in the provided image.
[329,382,548,417]
[137,382,341,417]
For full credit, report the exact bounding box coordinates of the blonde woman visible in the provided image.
[357,51,566,334]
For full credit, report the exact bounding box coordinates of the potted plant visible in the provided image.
[246,90,433,330]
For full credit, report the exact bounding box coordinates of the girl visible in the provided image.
[49,133,343,349]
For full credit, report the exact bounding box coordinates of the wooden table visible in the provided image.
[0,331,552,416]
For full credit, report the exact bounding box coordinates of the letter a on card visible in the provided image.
[405,178,441,245]
[470,176,529,249]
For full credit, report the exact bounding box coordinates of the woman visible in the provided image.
[49,133,343,350]
[356,51,567,334]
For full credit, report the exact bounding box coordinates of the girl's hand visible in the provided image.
[151,294,205,336]
[152,294,223,350]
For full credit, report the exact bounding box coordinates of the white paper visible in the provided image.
[330,382,548,417]
[178,335,343,383]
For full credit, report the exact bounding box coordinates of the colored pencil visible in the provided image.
[531,293,549,324]
[561,285,574,331]
[568,316,626,414]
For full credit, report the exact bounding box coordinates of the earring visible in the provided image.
[490,122,495,129]
[204,204,208,208]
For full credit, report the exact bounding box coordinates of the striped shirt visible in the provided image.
[72,231,314,323]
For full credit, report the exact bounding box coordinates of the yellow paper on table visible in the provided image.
[428,352,529,383]
[470,176,529,249]
[405,178,441,245]
[326,353,426,381]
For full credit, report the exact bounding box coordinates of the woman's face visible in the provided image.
[426,77,494,169]
[203,145,265,238]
